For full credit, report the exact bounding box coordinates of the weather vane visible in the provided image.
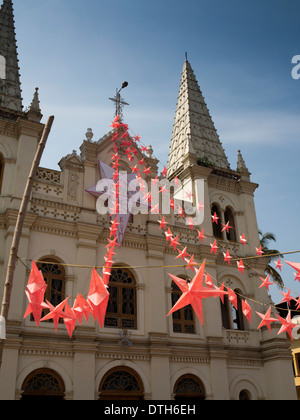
[109,81,129,121]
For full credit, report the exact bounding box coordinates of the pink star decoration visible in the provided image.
[256,246,264,256]
[176,247,190,262]
[210,240,219,255]
[276,311,298,340]
[197,229,206,243]
[280,289,295,306]
[211,212,219,224]
[240,234,247,246]
[256,306,277,333]
[167,261,227,325]
[72,294,91,325]
[223,250,232,265]
[158,216,167,230]
[237,260,245,275]
[259,274,274,292]
[87,268,110,328]
[40,297,72,332]
[23,261,47,327]
[286,261,300,275]
[227,288,238,310]
[275,258,283,271]
[63,301,77,338]
[221,222,232,233]
[242,299,252,323]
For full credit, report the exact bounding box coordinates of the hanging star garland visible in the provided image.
[23,115,300,341]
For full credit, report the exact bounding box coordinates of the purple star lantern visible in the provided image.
[86,160,149,246]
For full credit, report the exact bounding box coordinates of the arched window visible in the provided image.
[232,289,244,331]
[36,259,66,322]
[99,367,144,400]
[211,204,223,239]
[224,207,237,242]
[221,288,244,331]
[221,295,231,329]
[105,267,137,329]
[0,154,4,194]
[21,368,65,400]
[171,278,195,334]
[174,374,206,400]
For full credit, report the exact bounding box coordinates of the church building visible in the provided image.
[0,0,297,400]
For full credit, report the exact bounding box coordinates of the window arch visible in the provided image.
[105,266,137,329]
[224,207,237,241]
[171,277,195,334]
[211,204,223,239]
[0,153,4,194]
[21,368,65,400]
[99,367,144,400]
[174,374,206,400]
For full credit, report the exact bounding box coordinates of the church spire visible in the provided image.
[27,87,42,122]
[167,58,230,177]
[0,0,23,112]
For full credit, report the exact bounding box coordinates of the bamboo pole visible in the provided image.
[0,115,54,371]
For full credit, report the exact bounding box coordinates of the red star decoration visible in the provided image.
[223,250,232,265]
[23,261,47,327]
[40,297,72,332]
[210,240,218,255]
[211,212,219,224]
[185,255,197,272]
[197,229,206,243]
[242,299,252,323]
[176,247,189,262]
[280,289,295,306]
[72,294,91,325]
[256,246,264,256]
[158,216,167,230]
[240,234,247,246]
[87,268,109,328]
[275,258,284,271]
[237,260,245,275]
[227,287,238,309]
[276,311,298,340]
[256,306,277,333]
[259,274,274,292]
[167,261,227,325]
[221,222,232,233]
[170,235,180,251]
[63,301,77,338]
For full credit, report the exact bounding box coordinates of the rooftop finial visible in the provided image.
[185,52,188,61]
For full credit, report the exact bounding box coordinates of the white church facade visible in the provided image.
[0,0,297,400]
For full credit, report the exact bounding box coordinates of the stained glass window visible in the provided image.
[174,375,206,400]
[99,367,144,400]
[21,369,65,400]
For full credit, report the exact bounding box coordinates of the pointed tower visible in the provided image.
[167,58,229,178]
[27,87,43,122]
[0,0,23,112]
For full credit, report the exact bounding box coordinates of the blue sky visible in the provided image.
[11,0,300,304]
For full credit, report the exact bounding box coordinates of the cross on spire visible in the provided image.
[109,82,129,121]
